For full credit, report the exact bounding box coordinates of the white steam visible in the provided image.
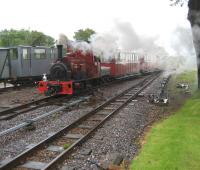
[90,33,118,60]
[89,21,168,63]
[114,21,162,55]
[57,34,69,48]
[114,21,141,50]
[71,41,91,53]
[169,26,196,72]
[63,20,196,73]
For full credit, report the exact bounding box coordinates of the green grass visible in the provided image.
[131,71,200,170]
[63,143,71,150]
[167,70,197,95]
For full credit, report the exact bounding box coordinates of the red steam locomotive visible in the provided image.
[38,45,154,95]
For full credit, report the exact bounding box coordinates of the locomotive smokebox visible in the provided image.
[57,44,63,60]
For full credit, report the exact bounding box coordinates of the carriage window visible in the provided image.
[22,48,29,59]
[34,49,46,59]
[9,48,18,60]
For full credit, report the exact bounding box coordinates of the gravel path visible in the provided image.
[0,76,147,162]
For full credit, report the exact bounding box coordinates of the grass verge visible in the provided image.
[131,71,200,170]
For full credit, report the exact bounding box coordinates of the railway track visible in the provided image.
[0,83,34,94]
[0,72,150,121]
[0,95,67,120]
[0,78,111,121]
[0,86,14,93]
[0,96,91,137]
[0,73,159,170]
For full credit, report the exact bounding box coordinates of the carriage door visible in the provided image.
[21,47,31,77]
[0,49,10,79]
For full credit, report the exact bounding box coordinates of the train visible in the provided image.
[38,45,156,96]
[0,45,57,85]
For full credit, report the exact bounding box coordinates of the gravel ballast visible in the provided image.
[0,76,149,162]
[59,73,168,170]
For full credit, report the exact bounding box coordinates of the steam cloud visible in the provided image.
[90,21,168,62]
[90,33,119,59]
[71,41,92,53]
[169,26,196,72]
[59,20,196,73]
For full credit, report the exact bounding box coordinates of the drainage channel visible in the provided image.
[0,73,159,170]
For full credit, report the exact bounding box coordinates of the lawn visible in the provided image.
[131,71,200,170]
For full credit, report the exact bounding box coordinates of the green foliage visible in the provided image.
[170,0,188,6]
[73,28,95,42]
[131,93,200,170]
[63,143,71,150]
[0,29,55,47]
[131,71,200,170]
[169,71,197,96]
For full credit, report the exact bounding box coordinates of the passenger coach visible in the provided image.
[0,45,57,85]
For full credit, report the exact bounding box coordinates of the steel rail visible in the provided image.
[0,71,159,120]
[0,95,64,120]
[0,83,34,94]
[0,86,14,93]
[0,96,90,137]
[0,71,144,120]
[0,72,160,170]
[43,74,159,170]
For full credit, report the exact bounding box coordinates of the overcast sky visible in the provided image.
[0,0,190,53]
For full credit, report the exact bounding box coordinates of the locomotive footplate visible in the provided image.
[38,81,73,95]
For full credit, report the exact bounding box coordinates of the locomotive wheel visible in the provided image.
[50,63,70,81]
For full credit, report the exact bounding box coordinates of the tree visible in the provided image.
[0,29,55,47]
[45,35,55,46]
[187,0,200,88]
[170,0,200,88]
[73,28,95,42]
[170,0,188,6]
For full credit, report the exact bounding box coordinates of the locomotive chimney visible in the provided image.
[57,44,63,60]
